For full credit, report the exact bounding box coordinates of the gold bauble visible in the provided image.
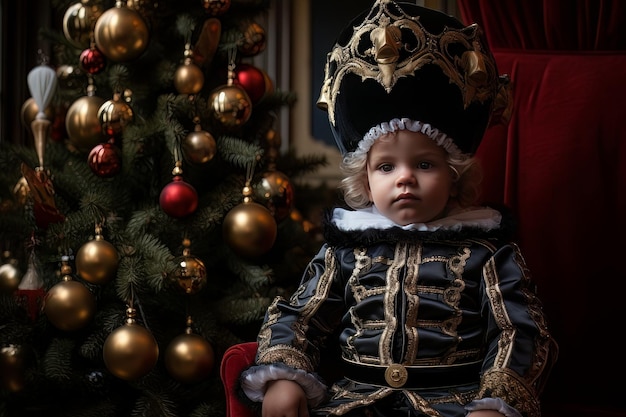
[174,61,205,95]
[165,333,214,383]
[66,95,106,152]
[56,65,85,90]
[0,344,27,392]
[43,280,96,331]
[238,21,266,57]
[182,125,216,164]
[63,1,103,49]
[253,171,294,221]
[94,4,150,62]
[75,236,119,285]
[0,259,22,293]
[169,255,207,295]
[98,95,134,137]
[103,322,159,380]
[208,84,252,128]
[21,97,55,131]
[223,201,277,258]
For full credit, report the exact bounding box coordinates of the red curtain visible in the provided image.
[457,1,626,415]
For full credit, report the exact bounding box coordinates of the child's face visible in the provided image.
[366,130,455,226]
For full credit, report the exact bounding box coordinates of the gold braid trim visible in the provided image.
[256,344,316,373]
[478,368,540,417]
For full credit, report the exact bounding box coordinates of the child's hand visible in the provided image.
[262,379,309,417]
[467,411,506,417]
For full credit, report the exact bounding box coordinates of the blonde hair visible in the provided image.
[339,144,483,210]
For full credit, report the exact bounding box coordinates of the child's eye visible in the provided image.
[418,161,432,169]
[378,163,393,172]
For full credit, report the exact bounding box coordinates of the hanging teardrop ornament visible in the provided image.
[27,60,57,171]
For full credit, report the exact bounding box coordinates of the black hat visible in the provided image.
[317,0,511,156]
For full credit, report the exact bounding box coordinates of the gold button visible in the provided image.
[384,364,408,388]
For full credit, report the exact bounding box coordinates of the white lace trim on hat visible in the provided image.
[356,117,462,157]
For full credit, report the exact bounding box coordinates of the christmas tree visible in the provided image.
[0,0,327,415]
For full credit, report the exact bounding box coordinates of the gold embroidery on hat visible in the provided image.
[318,0,498,127]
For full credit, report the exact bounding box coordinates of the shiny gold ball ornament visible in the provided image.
[63,1,103,49]
[66,94,106,152]
[165,329,215,383]
[238,21,266,57]
[75,227,119,285]
[174,56,205,95]
[43,277,97,331]
[208,83,252,128]
[98,93,134,138]
[0,255,22,294]
[94,2,150,62]
[182,123,216,164]
[0,344,27,392]
[253,171,295,222]
[56,65,85,90]
[223,186,277,258]
[170,255,207,295]
[103,307,159,380]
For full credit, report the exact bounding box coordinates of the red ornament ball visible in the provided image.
[160,177,198,218]
[79,48,106,75]
[88,142,121,177]
[234,63,267,104]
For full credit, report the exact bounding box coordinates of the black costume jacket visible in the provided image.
[248,207,557,417]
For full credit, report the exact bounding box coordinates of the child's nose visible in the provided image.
[396,167,416,185]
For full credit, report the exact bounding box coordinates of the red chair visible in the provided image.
[220,342,258,417]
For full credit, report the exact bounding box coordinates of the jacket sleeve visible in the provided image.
[477,242,558,417]
[240,244,348,404]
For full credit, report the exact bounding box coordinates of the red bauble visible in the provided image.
[79,48,106,75]
[159,177,198,218]
[234,63,267,104]
[88,142,121,177]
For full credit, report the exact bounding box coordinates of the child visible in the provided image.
[240,1,558,416]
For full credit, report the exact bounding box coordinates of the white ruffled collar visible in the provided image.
[331,205,501,232]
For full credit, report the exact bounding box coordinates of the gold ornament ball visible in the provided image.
[0,260,22,293]
[169,255,207,295]
[182,128,216,164]
[56,65,85,90]
[66,95,106,152]
[165,333,215,383]
[253,171,295,221]
[21,98,55,130]
[103,323,159,380]
[43,280,97,331]
[0,258,22,294]
[0,344,27,392]
[63,1,103,49]
[98,97,134,137]
[94,5,150,62]
[76,238,119,285]
[208,84,252,128]
[174,62,205,95]
[239,21,266,57]
[223,201,277,258]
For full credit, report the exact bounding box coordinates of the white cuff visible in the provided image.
[465,397,522,417]
[240,364,328,407]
